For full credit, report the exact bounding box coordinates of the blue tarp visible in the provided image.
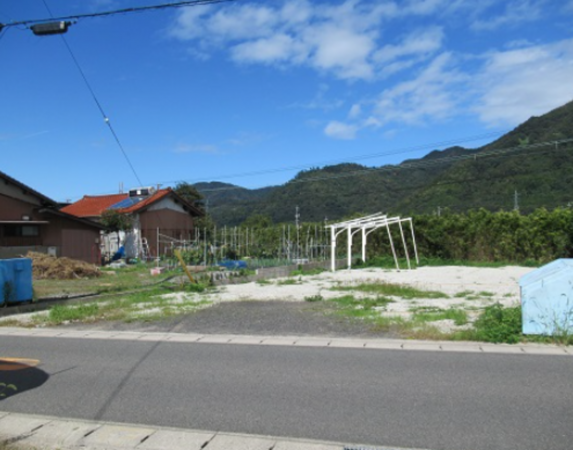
[519,259,573,335]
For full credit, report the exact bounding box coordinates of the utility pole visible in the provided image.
[514,190,520,212]
[295,206,300,261]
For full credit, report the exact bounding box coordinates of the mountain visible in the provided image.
[195,100,573,225]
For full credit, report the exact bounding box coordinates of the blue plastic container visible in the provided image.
[0,258,33,306]
[519,259,573,335]
[217,260,248,270]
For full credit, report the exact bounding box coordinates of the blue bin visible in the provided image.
[519,259,573,335]
[0,258,33,306]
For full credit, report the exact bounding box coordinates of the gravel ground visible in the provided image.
[65,300,392,337]
[45,265,533,338]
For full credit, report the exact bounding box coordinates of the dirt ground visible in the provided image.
[49,265,533,338]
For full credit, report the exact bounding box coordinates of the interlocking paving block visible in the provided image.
[197,335,234,343]
[479,345,525,354]
[327,339,366,349]
[294,338,332,347]
[205,433,275,450]
[165,334,204,343]
[274,441,343,450]
[520,345,570,355]
[400,342,443,352]
[0,414,52,438]
[228,336,265,345]
[137,334,172,341]
[137,429,214,450]
[107,332,147,340]
[259,337,298,346]
[363,340,404,350]
[81,424,154,447]
[439,344,483,353]
[21,420,97,448]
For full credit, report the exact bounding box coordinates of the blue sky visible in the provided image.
[1,0,573,203]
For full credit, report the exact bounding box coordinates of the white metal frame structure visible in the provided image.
[326,213,419,271]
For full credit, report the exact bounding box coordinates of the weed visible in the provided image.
[332,282,447,299]
[330,295,394,318]
[477,291,495,297]
[277,278,301,286]
[304,294,324,302]
[290,267,326,277]
[186,282,207,293]
[473,303,522,344]
[411,307,468,326]
[256,279,272,285]
[48,303,100,323]
[454,290,475,298]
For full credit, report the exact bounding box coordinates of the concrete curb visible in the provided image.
[0,412,411,450]
[0,327,570,355]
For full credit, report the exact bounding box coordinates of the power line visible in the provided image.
[163,130,506,187]
[1,0,236,29]
[196,137,573,193]
[40,0,143,187]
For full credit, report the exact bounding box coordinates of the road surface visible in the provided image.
[1,334,572,450]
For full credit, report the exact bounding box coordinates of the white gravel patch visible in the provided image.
[199,266,533,333]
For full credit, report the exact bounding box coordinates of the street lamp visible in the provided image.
[30,21,73,36]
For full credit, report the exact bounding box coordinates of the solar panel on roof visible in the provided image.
[109,197,144,209]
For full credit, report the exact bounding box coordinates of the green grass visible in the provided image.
[30,285,213,326]
[332,282,447,299]
[290,267,326,277]
[355,255,540,269]
[276,278,301,285]
[410,307,468,326]
[33,264,179,299]
[329,295,394,318]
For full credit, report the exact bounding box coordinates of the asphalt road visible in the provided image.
[1,335,572,450]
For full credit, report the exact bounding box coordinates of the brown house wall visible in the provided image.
[139,208,195,257]
[0,193,101,264]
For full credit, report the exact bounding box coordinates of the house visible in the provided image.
[61,186,204,261]
[0,170,104,264]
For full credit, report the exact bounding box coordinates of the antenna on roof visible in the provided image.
[119,182,123,193]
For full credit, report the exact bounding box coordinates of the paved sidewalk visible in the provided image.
[0,327,571,355]
[0,412,421,450]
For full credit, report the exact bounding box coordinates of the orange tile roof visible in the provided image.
[61,193,128,218]
[61,189,175,218]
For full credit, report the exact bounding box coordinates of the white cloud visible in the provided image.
[168,0,573,133]
[471,0,546,30]
[304,24,377,79]
[348,104,362,119]
[475,38,573,125]
[372,53,467,125]
[170,0,386,80]
[375,27,444,63]
[324,121,358,140]
[231,34,303,64]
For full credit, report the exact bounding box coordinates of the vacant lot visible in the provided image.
[1,265,533,340]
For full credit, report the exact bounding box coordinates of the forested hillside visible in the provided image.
[195,100,573,225]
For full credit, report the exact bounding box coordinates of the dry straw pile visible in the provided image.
[26,252,101,280]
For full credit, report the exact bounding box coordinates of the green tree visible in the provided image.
[100,209,133,232]
[174,182,205,212]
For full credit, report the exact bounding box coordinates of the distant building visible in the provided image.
[0,170,104,264]
[61,187,203,261]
